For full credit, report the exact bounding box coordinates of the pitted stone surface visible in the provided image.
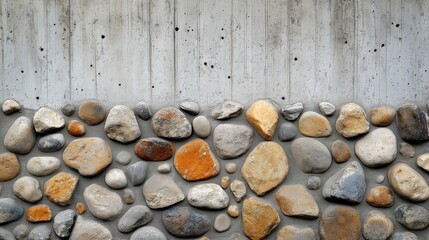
[151,107,192,139]
[336,103,370,138]
[291,138,332,173]
[280,102,303,121]
[44,172,79,206]
[213,124,253,159]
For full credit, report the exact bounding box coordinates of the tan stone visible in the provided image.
[242,142,288,196]
[298,111,332,137]
[246,100,279,140]
[331,140,351,163]
[370,106,395,127]
[76,202,86,214]
[362,211,394,240]
[227,205,240,218]
[242,197,280,240]
[44,172,79,206]
[26,204,52,223]
[388,163,429,202]
[277,226,315,240]
[366,186,394,208]
[319,205,361,240]
[417,153,429,172]
[275,184,319,219]
[221,176,229,189]
[335,103,370,138]
[78,99,106,125]
[0,153,19,181]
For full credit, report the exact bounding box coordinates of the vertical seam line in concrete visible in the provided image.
[173,0,177,105]
[353,0,357,102]
[230,0,233,101]
[148,0,152,104]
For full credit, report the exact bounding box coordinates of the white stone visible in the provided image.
[187,183,229,209]
[193,116,211,138]
[158,163,171,173]
[33,107,65,133]
[105,168,127,189]
[355,128,397,167]
[27,157,61,176]
[12,176,42,203]
[83,184,123,220]
[104,105,141,143]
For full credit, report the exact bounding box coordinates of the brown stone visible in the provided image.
[26,204,52,223]
[331,140,351,163]
[388,163,429,202]
[242,142,289,196]
[76,202,86,214]
[174,139,220,181]
[0,153,19,181]
[78,99,106,125]
[246,100,279,140]
[366,186,394,208]
[275,184,319,219]
[370,106,395,127]
[44,172,79,206]
[277,225,315,240]
[242,197,280,240]
[319,205,361,240]
[67,120,86,136]
[134,138,174,161]
[335,103,370,138]
[298,111,332,137]
[62,137,112,176]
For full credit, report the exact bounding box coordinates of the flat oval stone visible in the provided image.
[62,137,112,176]
[394,204,429,230]
[319,205,361,240]
[230,180,246,202]
[225,163,237,174]
[246,100,279,140]
[33,107,65,133]
[278,122,298,141]
[105,168,127,189]
[0,153,20,181]
[417,153,429,172]
[134,101,152,121]
[227,205,240,218]
[214,213,231,232]
[134,138,174,161]
[115,151,132,165]
[390,232,418,240]
[280,102,303,121]
[213,124,253,159]
[26,204,52,223]
[53,209,76,238]
[162,207,211,238]
[13,224,28,240]
[28,225,51,240]
[242,197,280,240]
[158,163,171,173]
[319,102,336,116]
[67,120,86,136]
[143,174,185,209]
[366,186,394,208]
[0,198,24,224]
[291,138,332,173]
[388,163,429,202]
[2,99,21,115]
[400,142,415,158]
[242,142,288,195]
[275,184,319,219]
[180,101,200,115]
[193,116,211,138]
[298,111,332,137]
[331,140,351,163]
[83,184,123,220]
[363,211,394,240]
[4,116,36,154]
[336,103,370,138]
[277,225,315,240]
[0,227,15,240]
[126,161,148,186]
[322,161,366,204]
[211,101,243,120]
[396,103,429,141]
[104,105,141,143]
[355,128,397,167]
[370,106,395,127]
[151,107,192,139]
[61,102,75,116]
[187,183,229,209]
[13,176,42,203]
[174,139,220,181]
[37,133,65,152]
[44,172,79,206]
[27,156,61,176]
[78,99,106,125]
[118,205,153,233]
[70,216,112,240]
[130,226,167,240]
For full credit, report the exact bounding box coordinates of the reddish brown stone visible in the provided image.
[26,204,52,223]
[0,153,19,181]
[366,186,394,208]
[76,202,86,214]
[134,138,174,161]
[78,99,106,125]
[331,140,351,163]
[44,172,79,206]
[319,205,361,240]
[67,120,86,136]
[174,139,220,181]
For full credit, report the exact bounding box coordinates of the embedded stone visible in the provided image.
[53,209,76,238]
[70,216,112,240]
[130,226,167,240]
[158,163,171,173]
[33,107,65,133]
[278,121,298,141]
[118,205,153,233]
[227,205,239,218]
[229,233,247,240]
[355,128,397,167]
[319,205,361,240]
[67,120,86,136]
[0,153,19,181]
[400,142,415,157]
[187,183,229,209]
[394,204,429,230]
[298,111,332,137]
[307,176,322,190]
[396,103,429,141]
[134,138,174,161]
[242,197,280,240]
[2,99,20,115]
[388,163,429,202]
[214,214,231,232]
[26,205,52,223]
[134,101,152,120]
[331,140,351,163]
[37,133,65,152]
[376,175,385,183]
[104,105,141,143]
[213,124,253,159]
[221,176,229,189]
[75,203,85,214]
[180,101,200,115]
[225,163,237,174]
[61,102,75,116]
[44,172,79,206]
[143,174,185,209]
[27,157,60,177]
[417,153,429,172]
[335,103,370,138]
[62,137,112,176]
[123,189,135,205]
[211,101,243,120]
[291,138,332,173]
[370,106,396,127]
[84,184,123,220]
[275,184,319,219]
[366,186,394,208]
[230,180,246,202]
[242,142,288,195]
[362,211,394,240]
[115,151,132,165]
[277,225,315,240]
[390,232,418,240]
[151,107,192,139]
[280,102,303,121]
[322,161,366,204]
[193,116,211,138]
[162,207,211,238]
[246,100,279,140]
[13,176,42,203]
[126,161,148,186]
[13,224,28,240]
[319,102,336,116]
[78,99,106,125]
[4,116,36,154]
[28,225,51,240]
[174,139,220,181]
[105,168,127,189]
[0,198,24,224]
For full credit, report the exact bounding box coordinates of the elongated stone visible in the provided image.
[388,163,429,202]
[4,116,36,155]
[162,207,211,238]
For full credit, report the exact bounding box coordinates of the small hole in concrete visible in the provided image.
[101,35,105,39]
[175,27,179,31]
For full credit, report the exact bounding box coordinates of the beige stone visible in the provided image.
[227,205,239,218]
[220,176,229,189]
[277,225,315,240]
[370,106,395,127]
[275,184,319,219]
[417,153,429,172]
[362,211,394,240]
[319,205,361,240]
[242,197,280,240]
[335,103,370,138]
[0,153,20,181]
[388,163,429,202]
[298,111,332,137]
[246,100,279,140]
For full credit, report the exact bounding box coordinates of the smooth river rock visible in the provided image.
[126,161,148,186]
[180,101,200,114]
[370,106,396,127]
[278,122,298,141]
[13,224,28,240]
[27,156,60,177]
[336,103,370,138]
[61,102,75,116]
[214,213,231,232]
[193,116,211,138]
[0,153,20,181]
[416,153,429,172]
[390,232,418,240]
[400,142,415,157]
[162,207,211,238]
[275,184,319,219]
[331,140,351,163]
[4,116,36,154]
[366,186,394,208]
[396,103,429,141]
[211,101,243,120]
[134,101,152,120]
[319,205,361,240]
[319,102,336,116]
[355,128,397,167]
[44,172,79,206]
[70,216,112,240]
[105,168,127,189]
[37,133,65,152]
[83,184,123,220]
[0,228,15,240]
[78,99,106,125]
[67,120,86,136]
[151,107,192,139]
[277,225,315,240]
[298,111,332,137]
[388,163,429,202]
[187,183,229,209]
[242,197,280,240]
[12,176,42,203]
[246,100,279,140]
[362,211,394,240]
[118,205,153,233]
[130,226,167,240]
[291,138,332,173]
[143,174,185,209]
[0,198,24,224]
[33,107,65,133]
[104,105,141,143]
[394,204,429,230]
[134,138,174,161]
[213,124,253,159]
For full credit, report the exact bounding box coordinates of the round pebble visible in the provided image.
[193,116,211,138]
[227,205,240,218]
[28,225,51,240]
[278,122,298,141]
[105,168,127,189]
[123,189,135,205]
[118,205,153,233]
[221,176,230,189]
[134,101,152,120]
[13,224,28,240]
[214,213,231,232]
[27,157,61,177]
[130,226,167,240]
[394,204,429,230]
[319,102,336,116]
[126,161,148,186]
[158,163,171,173]
[376,175,385,183]
[78,99,106,125]
[307,176,321,190]
[61,102,75,116]
[115,151,132,165]
[12,176,42,203]
[362,211,394,240]
[75,202,86,214]
[225,163,237,174]
[67,120,86,136]
[0,153,20,181]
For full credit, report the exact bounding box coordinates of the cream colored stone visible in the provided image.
[336,103,370,138]
[298,111,332,137]
[388,163,429,202]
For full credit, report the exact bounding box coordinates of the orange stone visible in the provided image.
[26,204,52,223]
[134,138,175,161]
[76,202,86,214]
[44,172,79,206]
[366,186,394,208]
[174,139,220,181]
[67,120,86,136]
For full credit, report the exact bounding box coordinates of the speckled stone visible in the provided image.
[280,102,303,121]
[105,168,127,189]
[104,105,141,143]
[61,102,75,116]
[143,174,185,209]
[0,198,24,224]
[275,184,319,219]
[319,102,336,116]
[362,211,394,240]
[213,124,253,159]
[53,209,76,238]
[33,106,65,133]
[151,107,192,139]
[331,140,351,163]
[118,205,153,233]
[298,111,332,137]
[214,213,231,232]
[134,138,174,161]
[44,172,79,206]
[400,142,415,157]
[134,101,152,121]
[13,176,43,203]
[180,101,200,115]
[187,183,229,209]
[37,133,65,152]
[67,120,86,136]
[377,175,385,183]
[27,156,60,177]
[211,101,243,120]
[123,189,135,205]
[28,225,51,240]
[0,228,14,240]
[193,116,211,138]
[366,186,394,208]
[115,151,132,165]
[26,204,52,223]
[370,106,396,127]
[0,153,20,181]
[319,205,361,240]
[4,116,36,155]
[2,99,21,115]
[162,207,211,238]
[335,103,370,138]
[70,216,112,240]
[388,163,429,202]
[221,176,229,189]
[396,103,429,141]
[278,122,298,141]
[291,138,332,174]
[277,225,315,240]
[227,205,240,218]
[126,161,148,186]
[130,226,167,240]
[242,197,280,240]
[225,163,236,174]
[83,183,123,220]
[307,176,322,190]
[230,180,246,202]
[13,224,28,240]
[78,99,106,125]
[355,128,397,167]
[158,163,171,173]
[246,100,279,140]
[394,204,429,230]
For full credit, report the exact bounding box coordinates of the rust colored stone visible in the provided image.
[44,172,79,206]
[0,152,20,181]
[26,204,52,223]
[67,120,86,136]
[174,139,220,181]
[134,138,175,161]
[75,202,86,214]
[331,140,351,163]
[366,186,394,208]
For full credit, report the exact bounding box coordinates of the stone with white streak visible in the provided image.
[187,183,229,209]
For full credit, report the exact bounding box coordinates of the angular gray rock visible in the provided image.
[61,102,75,116]
[355,128,397,167]
[211,101,244,120]
[180,101,200,115]
[27,156,61,177]
[28,225,51,240]
[193,116,211,138]
[70,216,112,240]
[83,184,123,220]
[323,161,366,204]
[143,174,185,209]
[280,102,303,121]
[291,138,332,173]
[12,176,42,203]
[33,107,65,133]
[0,227,14,240]
[105,168,127,189]
[213,124,253,159]
[214,213,231,232]
[126,161,148,186]
[151,107,192,139]
[53,209,76,238]
[118,205,153,233]
[278,122,298,141]
[230,180,247,202]
[187,183,229,209]
[130,226,167,240]
[394,204,429,230]
[4,116,36,154]
[396,103,429,141]
[104,105,141,143]
[2,99,21,115]
[0,198,23,224]
[319,101,336,116]
[134,101,152,120]
[37,133,65,152]
[13,224,28,240]
[115,151,132,165]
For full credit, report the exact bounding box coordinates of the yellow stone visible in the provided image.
[246,100,279,140]
[298,111,332,137]
[242,197,280,240]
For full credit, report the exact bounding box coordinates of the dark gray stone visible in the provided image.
[278,122,298,141]
[130,226,167,240]
[4,116,36,154]
[396,103,429,141]
[307,176,322,190]
[134,101,152,121]
[280,102,303,121]
[126,161,148,186]
[291,138,332,173]
[53,209,76,238]
[37,133,65,152]
[0,228,14,240]
[61,103,75,116]
[0,198,23,224]
[13,224,28,240]
[28,225,51,240]
[390,232,418,240]
[162,207,211,238]
[118,205,153,233]
[213,124,253,159]
[394,204,429,230]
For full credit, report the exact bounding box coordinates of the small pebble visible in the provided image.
[331,140,351,163]
[27,157,61,177]
[211,101,243,120]
[134,101,152,120]
[280,102,304,121]
[227,205,240,218]
[318,102,336,116]
[2,99,21,115]
[400,142,415,158]
[278,122,298,141]
[158,163,171,173]
[105,168,127,189]
[75,202,86,214]
[366,186,394,208]
[28,225,51,240]
[84,184,123,220]
[225,163,237,174]
[13,224,28,240]
[193,116,211,138]
[376,175,385,183]
[214,213,231,232]
[180,101,200,115]
[37,133,65,152]
[67,120,86,136]
[123,189,135,205]
[126,161,148,186]
[230,180,247,202]
[221,176,230,189]
[61,102,75,116]
[115,151,132,165]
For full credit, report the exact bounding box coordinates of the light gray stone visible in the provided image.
[143,174,185,209]
[27,156,61,177]
[151,107,192,139]
[4,116,36,154]
[37,133,65,152]
[12,176,42,203]
[193,116,211,138]
[362,211,394,240]
[105,168,127,189]
[2,99,21,115]
[0,228,14,240]
[13,224,28,240]
[214,213,231,232]
[180,101,200,115]
[318,102,336,116]
[134,101,152,121]
[213,124,253,159]
[33,107,65,133]
[118,205,153,233]
[53,209,76,238]
[0,198,24,224]
[115,151,132,165]
[280,102,303,121]
[307,176,322,190]
[28,225,51,240]
[291,138,332,174]
[126,161,148,186]
[130,226,167,240]
[187,183,229,209]
[123,188,135,205]
[225,163,237,174]
[158,163,171,173]
[355,128,397,167]
[417,153,429,172]
[376,175,385,184]
[400,142,415,158]
[104,105,141,143]
[83,184,123,220]
[61,102,75,116]
[390,232,418,240]
[211,101,244,120]
[230,180,246,202]
[70,216,112,240]
[278,121,298,141]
